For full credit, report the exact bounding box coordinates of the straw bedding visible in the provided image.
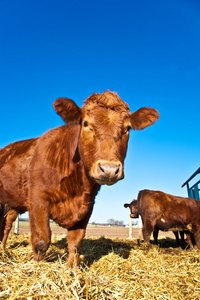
[0,233,200,299]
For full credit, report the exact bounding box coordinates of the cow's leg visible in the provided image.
[173,231,180,246]
[179,231,185,247]
[191,232,196,246]
[29,203,51,261]
[0,204,7,241]
[142,221,154,243]
[66,206,93,267]
[153,227,159,244]
[2,209,18,248]
[192,227,200,249]
[185,232,193,249]
[67,228,85,267]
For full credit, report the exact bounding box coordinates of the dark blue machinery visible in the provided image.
[182,168,200,200]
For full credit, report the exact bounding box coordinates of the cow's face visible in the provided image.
[54,91,159,186]
[79,96,131,185]
[124,200,138,218]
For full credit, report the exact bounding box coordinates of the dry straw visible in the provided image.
[0,233,200,299]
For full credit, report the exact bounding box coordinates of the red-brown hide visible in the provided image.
[124,199,187,247]
[137,190,199,248]
[0,91,159,266]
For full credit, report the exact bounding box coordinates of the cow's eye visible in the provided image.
[124,125,131,134]
[83,121,89,127]
[83,121,93,131]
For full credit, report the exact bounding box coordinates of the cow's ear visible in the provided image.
[130,107,159,130]
[53,97,82,125]
[124,204,130,208]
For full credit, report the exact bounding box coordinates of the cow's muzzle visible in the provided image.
[91,160,124,185]
[130,213,138,218]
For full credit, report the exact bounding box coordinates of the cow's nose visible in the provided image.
[95,160,124,185]
[98,162,120,177]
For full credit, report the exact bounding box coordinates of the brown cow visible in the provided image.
[136,190,198,248]
[124,200,186,247]
[0,91,159,266]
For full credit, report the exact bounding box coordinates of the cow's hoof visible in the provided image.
[33,241,49,261]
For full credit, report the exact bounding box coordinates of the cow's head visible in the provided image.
[53,91,159,185]
[124,200,138,218]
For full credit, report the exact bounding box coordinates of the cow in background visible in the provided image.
[135,190,198,248]
[124,198,194,248]
[0,91,159,266]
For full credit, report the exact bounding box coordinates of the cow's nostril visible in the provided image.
[99,164,105,173]
[115,167,119,175]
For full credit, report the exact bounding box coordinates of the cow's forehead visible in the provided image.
[82,91,130,113]
[82,105,130,127]
[81,105,130,140]
[81,92,131,135]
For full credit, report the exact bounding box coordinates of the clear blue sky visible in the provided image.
[0,0,199,224]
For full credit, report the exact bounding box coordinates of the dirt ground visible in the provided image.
[12,222,175,240]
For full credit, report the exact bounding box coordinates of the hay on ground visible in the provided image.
[0,233,200,299]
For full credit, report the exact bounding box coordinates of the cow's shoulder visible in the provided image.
[138,189,163,200]
[34,125,81,177]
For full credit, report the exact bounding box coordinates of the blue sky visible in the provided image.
[0,0,199,224]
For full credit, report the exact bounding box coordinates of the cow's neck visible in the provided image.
[50,164,101,228]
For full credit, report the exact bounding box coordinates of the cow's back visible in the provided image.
[138,189,196,212]
[138,189,199,229]
[0,138,37,168]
